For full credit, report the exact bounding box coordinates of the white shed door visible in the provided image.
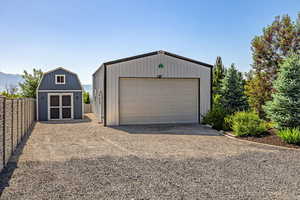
[119,78,199,125]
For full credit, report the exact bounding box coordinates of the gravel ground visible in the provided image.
[1,114,300,200]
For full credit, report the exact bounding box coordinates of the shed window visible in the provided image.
[55,75,65,84]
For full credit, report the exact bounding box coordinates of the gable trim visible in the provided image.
[37,67,83,91]
[92,50,213,76]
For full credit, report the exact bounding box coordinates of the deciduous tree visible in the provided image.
[19,69,43,98]
[248,13,300,115]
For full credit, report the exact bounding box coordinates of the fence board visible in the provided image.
[0,96,36,172]
[0,97,4,171]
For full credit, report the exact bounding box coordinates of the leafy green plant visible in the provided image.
[224,114,234,131]
[83,91,90,104]
[0,91,22,99]
[277,128,300,144]
[202,105,229,130]
[19,68,43,98]
[230,111,267,136]
[249,14,300,117]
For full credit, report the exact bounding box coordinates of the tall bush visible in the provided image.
[202,104,229,130]
[245,72,272,117]
[264,54,300,128]
[83,91,90,104]
[213,56,225,96]
[220,64,248,113]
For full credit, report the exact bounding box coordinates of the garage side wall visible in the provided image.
[92,65,104,122]
[106,54,211,126]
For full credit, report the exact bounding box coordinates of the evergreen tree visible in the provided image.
[264,54,300,128]
[19,68,43,98]
[221,64,248,113]
[212,56,225,96]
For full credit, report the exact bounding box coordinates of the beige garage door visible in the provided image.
[119,78,199,125]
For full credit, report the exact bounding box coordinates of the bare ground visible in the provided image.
[1,114,300,200]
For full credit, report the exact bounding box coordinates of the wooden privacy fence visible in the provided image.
[0,96,36,172]
[84,104,92,113]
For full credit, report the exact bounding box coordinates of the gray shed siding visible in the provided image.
[37,68,83,121]
[38,92,48,121]
[38,69,82,90]
[37,91,83,121]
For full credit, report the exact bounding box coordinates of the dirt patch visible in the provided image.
[228,129,300,149]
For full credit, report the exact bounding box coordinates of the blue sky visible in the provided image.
[0,0,299,84]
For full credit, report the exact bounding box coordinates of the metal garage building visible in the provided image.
[93,50,212,126]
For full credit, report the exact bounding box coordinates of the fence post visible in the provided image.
[16,99,19,145]
[29,99,31,129]
[23,99,25,137]
[2,96,6,168]
[27,100,29,133]
[11,99,14,154]
[21,99,23,139]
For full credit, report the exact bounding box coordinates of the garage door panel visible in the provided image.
[119,78,198,125]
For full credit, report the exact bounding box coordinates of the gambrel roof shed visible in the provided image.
[37,67,83,121]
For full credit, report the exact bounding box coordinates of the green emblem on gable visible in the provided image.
[158,64,164,68]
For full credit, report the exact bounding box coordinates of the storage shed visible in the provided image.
[93,50,212,126]
[37,67,83,121]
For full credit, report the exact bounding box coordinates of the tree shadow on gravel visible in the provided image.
[0,150,299,200]
[0,124,35,197]
[110,124,221,136]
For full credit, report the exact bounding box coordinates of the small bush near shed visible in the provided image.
[202,105,229,130]
[230,111,267,136]
[83,91,90,104]
[277,128,300,144]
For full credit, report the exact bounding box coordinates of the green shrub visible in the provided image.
[202,105,229,130]
[265,121,276,130]
[224,115,234,131]
[230,111,267,136]
[83,91,90,104]
[277,128,300,144]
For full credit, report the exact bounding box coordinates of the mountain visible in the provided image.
[83,84,92,94]
[0,72,23,92]
[0,71,92,95]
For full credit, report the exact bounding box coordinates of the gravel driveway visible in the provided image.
[1,114,300,200]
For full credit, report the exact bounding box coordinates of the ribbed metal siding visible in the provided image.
[92,65,104,122]
[106,54,211,126]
